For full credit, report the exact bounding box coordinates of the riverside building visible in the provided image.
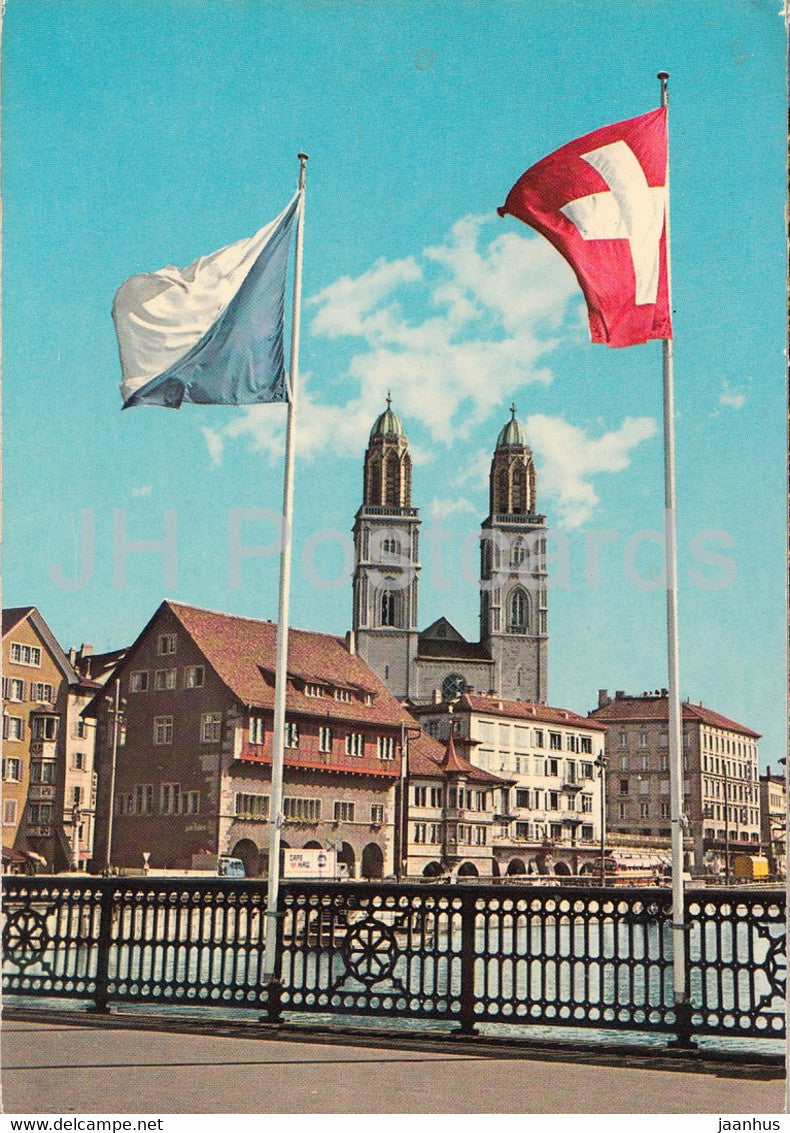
[410,693,606,877]
[590,689,761,874]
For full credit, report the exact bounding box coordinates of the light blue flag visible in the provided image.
[113,194,300,409]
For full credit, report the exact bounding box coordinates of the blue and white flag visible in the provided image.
[113,194,300,408]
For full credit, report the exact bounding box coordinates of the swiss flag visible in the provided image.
[498,107,671,348]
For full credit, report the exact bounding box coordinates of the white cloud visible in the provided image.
[201,426,226,468]
[429,497,477,520]
[202,213,581,464]
[718,379,747,411]
[131,484,153,498]
[525,414,658,528]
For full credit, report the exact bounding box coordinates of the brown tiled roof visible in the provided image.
[589,695,760,739]
[407,730,505,785]
[168,601,408,727]
[411,692,608,732]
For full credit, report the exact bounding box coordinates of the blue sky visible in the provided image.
[3,1,786,766]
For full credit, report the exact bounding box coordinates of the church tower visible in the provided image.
[480,405,548,702]
[352,397,420,698]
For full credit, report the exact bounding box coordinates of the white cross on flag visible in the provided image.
[498,107,671,348]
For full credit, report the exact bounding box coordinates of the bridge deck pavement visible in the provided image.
[2,1015,785,1115]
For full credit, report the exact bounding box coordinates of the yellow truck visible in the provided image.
[732,854,769,881]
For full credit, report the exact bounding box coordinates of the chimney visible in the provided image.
[615,690,625,700]
[68,647,77,664]
[598,689,609,708]
[345,630,356,655]
[80,644,94,659]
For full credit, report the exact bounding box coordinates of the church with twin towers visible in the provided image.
[350,398,548,705]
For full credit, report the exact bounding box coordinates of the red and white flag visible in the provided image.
[498,107,671,348]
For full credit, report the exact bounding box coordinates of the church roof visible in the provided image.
[370,395,405,439]
[416,639,492,662]
[496,404,530,449]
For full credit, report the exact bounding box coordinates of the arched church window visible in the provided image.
[481,537,493,578]
[382,537,401,558]
[511,538,527,568]
[367,456,382,506]
[497,469,508,513]
[509,589,528,632]
[403,453,412,505]
[385,453,400,508]
[442,673,466,700]
[511,466,527,514]
[381,590,396,627]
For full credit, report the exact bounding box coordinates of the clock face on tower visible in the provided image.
[442,673,466,700]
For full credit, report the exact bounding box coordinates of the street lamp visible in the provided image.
[595,753,608,886]
[104,679,125,874]
[71,802,82,871]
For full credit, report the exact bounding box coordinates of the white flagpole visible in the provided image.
[657,72,691,1042]
[263,153,308,985]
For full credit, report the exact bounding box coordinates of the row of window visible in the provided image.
[249,718,397,761]
[3,715,59,742]
[233,793,385,825]
[472,720,595,754]
[2,678,55,703]
[117,784,200,816]
[8,642,42,668]
[130,665,205,693]
[701,754,757,781]
[413,822,488,845]
[702,777,758,804]
[412,786,489,811]
[617,729,691,750]
[512,821,595,842]
[702,802,759,826]
[513,788,594,813]
[701,731,756,760]
[619,778,691,795]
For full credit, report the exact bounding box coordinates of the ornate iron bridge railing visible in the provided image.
[2,877,784,1046]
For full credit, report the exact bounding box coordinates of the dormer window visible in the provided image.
[305,683,324,698]
[335,689,352,703]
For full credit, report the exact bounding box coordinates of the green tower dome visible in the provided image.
[496,403,530,448]
[370,394,405,439]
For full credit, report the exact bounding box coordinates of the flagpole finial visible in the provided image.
[297,153,309,190]
[657,71,669,108]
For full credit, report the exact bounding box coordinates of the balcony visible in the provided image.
[492,513,546,525]
[562,778,583,791]
[359,505,418,518]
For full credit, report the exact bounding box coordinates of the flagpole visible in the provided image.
[263,153,308,987]
[657,72,692,1045]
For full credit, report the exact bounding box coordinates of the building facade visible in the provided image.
[89,601,420,879]
[411,693,606,876]
[351,400,548,704]
[590,689,762,873]
[403,729,508,878]
[1,607,89,872]
[759,766,786,878]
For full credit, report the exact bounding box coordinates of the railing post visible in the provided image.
[667,894,697,1050]
[261,889,286,1026]
[455,889,478,1035]
[88,878,115,1013]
